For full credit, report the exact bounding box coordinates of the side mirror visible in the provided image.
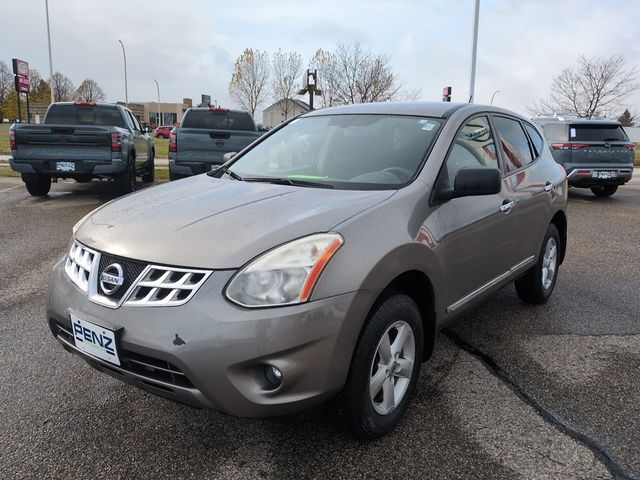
[222,152,237,163]
[439,167,501,201]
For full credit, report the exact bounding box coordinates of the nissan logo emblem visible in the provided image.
[100,263,124,296]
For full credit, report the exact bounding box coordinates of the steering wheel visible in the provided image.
[382,167,413,182]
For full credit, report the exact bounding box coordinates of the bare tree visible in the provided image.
[309,49,341,108]
[228,48,270,116]
[76,78,106,102]
[51,72,75,102]
[271,50,303,120]
[530,55,638,119]
[617,109,635,126]
[308,42,401,107]
[0,61,13,119]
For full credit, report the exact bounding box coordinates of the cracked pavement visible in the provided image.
[0,177,638,479]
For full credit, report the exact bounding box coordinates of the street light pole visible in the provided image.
[490,89,500,105]
[468,0,480,103]
[45,0,55,104]
[118,39,128,106]
[153,79,160,126]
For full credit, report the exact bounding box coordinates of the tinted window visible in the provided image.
[182,110,256,131]
[441,116,498,189]
[45,105,125,127]
[541,123,567,142]
[493,116,534,173]
[571,124,628,142]
[524,123,544,157]
[230,114,443,189]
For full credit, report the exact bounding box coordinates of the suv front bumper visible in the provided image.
[47,258,376,417]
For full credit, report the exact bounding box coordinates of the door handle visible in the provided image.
[544,181,553,192]
[500,200,515,213]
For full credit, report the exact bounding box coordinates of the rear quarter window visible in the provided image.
[571,124,628,142]
[523,123,544,157]
[182,110,256,131]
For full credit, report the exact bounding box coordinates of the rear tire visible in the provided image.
[169,171,183,181]
[340,293,423,439]
[142,149,155,183]
[515,223,560,304]
[591,185,618,197]
[115,157,136,194]
[23,174,51,197]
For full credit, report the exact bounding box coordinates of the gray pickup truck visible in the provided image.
[9,102,155,196]
[535,118,635,197]
[168,107,259,180]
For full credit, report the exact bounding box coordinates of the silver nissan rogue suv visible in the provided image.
[48,102,568,438]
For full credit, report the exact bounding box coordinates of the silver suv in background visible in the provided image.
[48,102,568,439]
[534,118,634,197]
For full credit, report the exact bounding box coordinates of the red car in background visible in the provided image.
[153,125,173,138]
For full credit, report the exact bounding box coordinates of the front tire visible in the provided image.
[23,174,51,197]
[591,185,618,197]
[515,223,560,304]
[340,294,423,439]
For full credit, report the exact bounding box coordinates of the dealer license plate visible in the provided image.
[56,161,75,172]
[593,171,617,179]
[70,315,120,366]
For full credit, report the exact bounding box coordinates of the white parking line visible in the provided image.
[0,184,22,193]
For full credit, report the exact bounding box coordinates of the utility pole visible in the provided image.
[118,40,128,106]
[45,0,55,104]
[153,79,160,125]
[297,70,322,111]
[468,0,480,103]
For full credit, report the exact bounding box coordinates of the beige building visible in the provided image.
[263,98,310,128]
[132,98,192,126]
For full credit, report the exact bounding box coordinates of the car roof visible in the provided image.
[301,101,527,120]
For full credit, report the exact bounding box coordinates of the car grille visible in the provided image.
[125,266,210,307]
[64,241,98,292]
[64,240,213,308]
[54,320,194,389]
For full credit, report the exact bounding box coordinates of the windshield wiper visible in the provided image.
[241,176,334,189]
[208,165,243,181]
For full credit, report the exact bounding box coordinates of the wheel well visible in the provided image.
[550,211,567,264]
[385,270,436,362]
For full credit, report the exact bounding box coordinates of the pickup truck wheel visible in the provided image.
[142,149,155,183]
[340,293,423,439]
[115,158,136,194]
[515,223,560,304]
[591,185,618,197]
[169,171,183,181]
[23,174,51,197]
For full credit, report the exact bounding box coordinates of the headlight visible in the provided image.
[225,233,344,308]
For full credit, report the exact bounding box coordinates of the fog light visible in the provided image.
[264,365,283,389]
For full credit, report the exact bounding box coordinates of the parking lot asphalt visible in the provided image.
[0,176,638,479]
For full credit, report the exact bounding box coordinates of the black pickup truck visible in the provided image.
[168,107,260,180]
[9,102,155,196]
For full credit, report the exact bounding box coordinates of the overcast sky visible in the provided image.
[2,0,639,122]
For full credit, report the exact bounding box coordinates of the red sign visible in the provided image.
[12,58,29,78]
[15,75,30,93]
[442,86,452,97]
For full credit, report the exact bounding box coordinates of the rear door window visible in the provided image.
[493,116,534,173]
[571,124,628,142]
[182,110,256,131]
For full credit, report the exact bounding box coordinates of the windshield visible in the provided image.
[229,114,442,189]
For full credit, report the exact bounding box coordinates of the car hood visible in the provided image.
[75,175,395,268]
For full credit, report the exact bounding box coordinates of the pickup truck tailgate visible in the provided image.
[14,125,112,161]
[176,128,259,164]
